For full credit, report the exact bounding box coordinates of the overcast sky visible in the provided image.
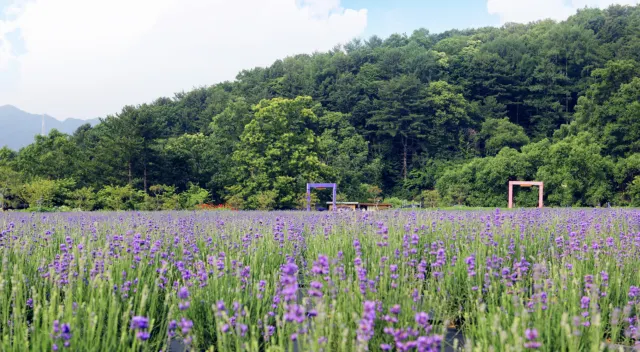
[1,0,638,120]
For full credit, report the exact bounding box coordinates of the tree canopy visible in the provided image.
[3,4,640,210]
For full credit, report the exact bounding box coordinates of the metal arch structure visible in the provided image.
[306,183,337,211]
[508,181,544,209]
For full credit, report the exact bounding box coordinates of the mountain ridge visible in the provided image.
[0,105,100,150]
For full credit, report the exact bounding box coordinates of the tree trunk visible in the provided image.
[128,161,133,185]
[402,137,408,181]
[143,163,148,193]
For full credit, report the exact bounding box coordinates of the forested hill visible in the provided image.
[0,105,100,150]
[2,4,640,211]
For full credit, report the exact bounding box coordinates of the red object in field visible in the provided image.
[508,181,544,209]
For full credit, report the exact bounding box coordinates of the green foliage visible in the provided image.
[0,166,23,210]
[143,185,180,211]
[360,184,383,203]
[97,185,141,211]
[0,147,17,168]
[436,147,532,207]
[230,96,330,209]
[478,118,530,155]
[382,197,405,208]
[5,5,640,209]
[16,130,81,181]
[627,176,640,206]
[418,189,441,208]
[180,183,210,209]
[66,187,97,211]
[296,192,320,210]
[254,190,278,210]
[319,112,380,200]
[21,178,58,210]
[536,133,614,206]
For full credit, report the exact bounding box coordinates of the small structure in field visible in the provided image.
[327,202,393,211]
[327,202,359,211]
[307,183,337,211]
[508,181,544,208]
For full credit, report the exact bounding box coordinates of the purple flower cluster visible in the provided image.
[178,286,190,310]
[524,328,541,349]
[356,301,377,350]
[51,320,72,350]
[280,262,298,303]
[6,208,640,350]
[130,316,150,341]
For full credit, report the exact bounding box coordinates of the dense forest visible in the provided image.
[2,4,640,211]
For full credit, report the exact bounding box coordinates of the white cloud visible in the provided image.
[0,0,367,119]
[487,0,640,24]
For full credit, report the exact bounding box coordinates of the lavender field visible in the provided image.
[1,209,640,351]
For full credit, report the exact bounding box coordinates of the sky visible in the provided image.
[0,0,639,120]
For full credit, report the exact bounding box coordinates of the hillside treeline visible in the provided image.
[2,5,640,210]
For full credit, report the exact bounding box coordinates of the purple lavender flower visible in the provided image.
[130,316,149,330]
[180,318,193,335]
[580,296,590,309]
[61,324,71,341]
[51,321,72,349]
[168,320,178,337]
[357,301,377,349]
[311,254,330,276]
[178,286,189,300]
[465,254,476,277]
[415,312,429,328]
[285,304,305,323]
[136,331,150,341]
[524,328,541,349]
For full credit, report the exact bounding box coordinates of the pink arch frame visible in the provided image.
[508,181,544,209]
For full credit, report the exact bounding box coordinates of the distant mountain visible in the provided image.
[0,105,100,150]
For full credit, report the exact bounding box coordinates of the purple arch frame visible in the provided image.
[307,183,337,211]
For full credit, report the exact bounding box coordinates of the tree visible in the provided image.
[0,147,17,168]
[144,185,180,210]
[0,167,22,210]
[627,176,640,206]
[180,183,210,209]
[536,133,614,206]
[418,190,441,208]
[94,113,143,187]
[359,184,383,204]
[319,112,381,200]
[208,97,253,202]
[420,80,473,157]
[368,74,428,181]
[575,74,640,157]
[158,133,214,192]
[5,5,640,210]
[230,96,330,209]
[478,118,530,155]
[67,187,97,211]
[97,185,141,211]
[21,179,58,210]
[16,130,80,181]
